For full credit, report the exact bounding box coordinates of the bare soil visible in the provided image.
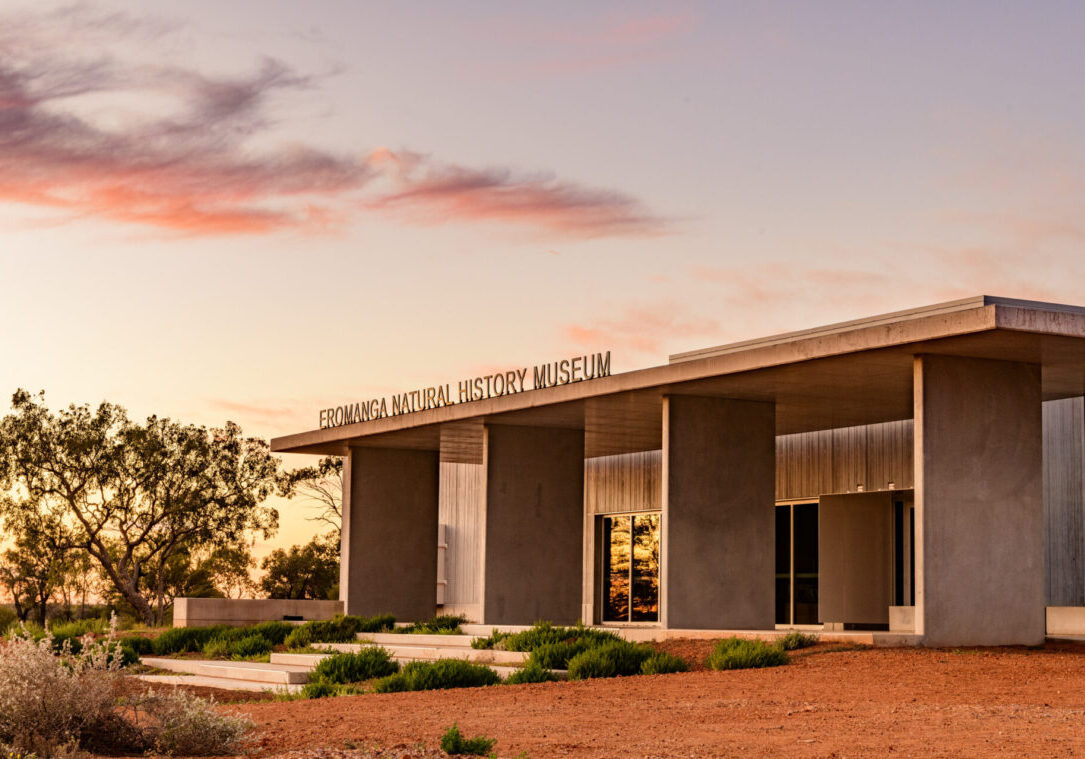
[179,641,1085,758]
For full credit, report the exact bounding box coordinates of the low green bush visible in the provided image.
[313,648,399,683]
[566,639,653,680]
[49,618,108,639]
[152,625,229,655]
[778,631,819,651]
[120,635,155,655]
[372,659,500,693]
[0,606,16,635]
[398,614,467,635]
[500,622,619,653]
[301,678,337,699]
[228,634,272,659]
[440,723,496,756]
[639,651,689,675]
[505,662,560,685]
[203,637,231,659]
[707,637,789,670]
[284,625,312,649]
[527,640,592,669]
[304,613,396,643]
[470,629,510,650]
[248,620,294,646]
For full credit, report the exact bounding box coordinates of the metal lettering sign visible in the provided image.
[319,351,611,429]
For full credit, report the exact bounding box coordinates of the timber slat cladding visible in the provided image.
[1043,397,1085,606]
[438,462,485,606]
[584,450,662,514]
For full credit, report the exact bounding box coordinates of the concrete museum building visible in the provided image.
[272,296,1085,647]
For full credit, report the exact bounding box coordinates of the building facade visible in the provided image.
[273,296,1085,646]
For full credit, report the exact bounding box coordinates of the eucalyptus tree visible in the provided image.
[278,455,343,538]
[0,390,280,626]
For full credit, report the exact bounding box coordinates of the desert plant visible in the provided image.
[398,614,467,635]
[152,625,229,655]
[300,678,338,699]
[284,625,312,649]
[203,637,231,659]
[227,634,272,659]
[505,662,560,684]
[566,639,653,680]
[303,613,396,643]
[248,620,293,646]
[0,606,17,635]
[526,640,592,669]
[639,651,689,675]
[778,631,819,651]
[373,659,500,693]
[470,629,510,650]
[312,648,399,683]
[440,724,496,756]
[707,637,789,670]
[120,635,155,655]
[134,689,252,755]
[499,621,619,653]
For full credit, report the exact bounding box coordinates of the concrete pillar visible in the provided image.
[914,355,1044,646]
[662,395,775,629]
[482,424,584,625]
[340,446,439,621]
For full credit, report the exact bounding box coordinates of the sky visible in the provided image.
[2,1,1085,558]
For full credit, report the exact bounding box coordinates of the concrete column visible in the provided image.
[662,395,775,630]
[340,446,439,621]
[482,424,584,625]
[914,355,1044,646]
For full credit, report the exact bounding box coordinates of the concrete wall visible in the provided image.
[341,447,439,621]
[914,355,1045,646]
[819,492,891,626]
[173,598,343,627]
[482,424,584,625]
[1044,397,1085,606]
[662,395,775,629]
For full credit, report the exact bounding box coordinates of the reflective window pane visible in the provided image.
[602,516,630,621]
[630,514,660,621]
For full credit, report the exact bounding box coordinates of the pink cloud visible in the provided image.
[562,302,721,357]
[0,8,667,240]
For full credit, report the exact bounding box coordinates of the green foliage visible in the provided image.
[470,629,510,650]
[227,634,271,659]
[312,649,399,684]
[119,635,155,655]
[505,662,559,685]
[0,606,16,635]
[152,625,229,655]
[372,659,500,693]
[440,724,496,756]
[778,631,819,651]
[397,614,467,635]
[284,625,312,649]
[639,651,689,675]
[707,637,790,670]
[566,639,653,680]
[300,679,337,699]
[248,620,293,646]
[301,613,396,643]
[203,637,230,659]
[497,621,620,653]
[526,640,592,670]
[259,535,339,600]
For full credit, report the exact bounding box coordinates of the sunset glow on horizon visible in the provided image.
[4,0,1085,556]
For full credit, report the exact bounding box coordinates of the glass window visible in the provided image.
[602,513,660,623]
[776,502,819,625]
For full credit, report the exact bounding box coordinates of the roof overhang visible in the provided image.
[271,296,1085,461]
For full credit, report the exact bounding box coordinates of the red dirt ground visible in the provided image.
[195,641,1085,758]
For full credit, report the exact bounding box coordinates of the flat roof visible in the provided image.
[272,296,1085,458]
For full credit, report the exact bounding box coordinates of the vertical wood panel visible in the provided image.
[584,450,662,514]
[438,461,484,609]
[1043,397,1085,606]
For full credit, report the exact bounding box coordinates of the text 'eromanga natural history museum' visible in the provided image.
[271,296,1085,647]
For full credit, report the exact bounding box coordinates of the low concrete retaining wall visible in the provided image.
[1046,606,1085,636]
[174,598,344,628]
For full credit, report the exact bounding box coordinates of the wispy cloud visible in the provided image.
[563,301,720,356]
[365,148,666,238]
[0,6,667,239]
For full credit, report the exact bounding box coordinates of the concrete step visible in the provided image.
[136,673,303,694]
[460,624,536,636]
[141,657,311,685]
[303,642,528,666]
[361,632,477,647]
[274,651,547,680]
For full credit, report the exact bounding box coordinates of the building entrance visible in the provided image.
[775,502,819,625]
[601,513,660,622]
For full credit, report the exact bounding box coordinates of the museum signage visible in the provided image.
[319,351,611,429]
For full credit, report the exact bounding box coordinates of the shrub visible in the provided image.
[470,629,510,650]
[312,649,399,683]
[135,689,252,755]
[300,678,337,699]
[399,614,467,635]
[778,631,819,651]
[707,637,790,670]
[152,625,228,655]
[120,635,155,655]
[0,606,16,635]
[372,659,500,693]
[440,723,496,756]
[304,614,396,643]
[228,634,272,660]
[639,651,689,675]
[501,622,619,653]
[248,620,293,646]
[527,640,592,670]
[284,625,312,649]
[566,640,653,680]
[505,662,559,685]
[203,638,231,659]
